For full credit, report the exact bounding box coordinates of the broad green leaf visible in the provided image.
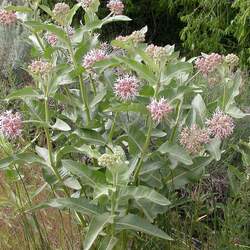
[35,146,49,163]
[120,186,171,206]
[158,142,193,165]
[66,3,81,26]
[62,160,106,186]
[51,118,71,131]
[73,129,106,145]
[56,145,101,163]
[5,5,32,13]
[162,62,193,85]
[90,90,107,108]
[0,153,44,170]
[6,87,43,101]
[115,57,157,84]
[107,103,148,114]
[116,214,172,241]
[225,104,246,118]
[25,21,70,46]
[134,199,169,222]
[100,15,131,27]
[165,157,213,189]
[39,4,53,16]
[192,94,207,123]
[33,197,101,215]
[84,213,113,250]
[206,138,221,161]
[64,177,81,190]
[98,236,118,250]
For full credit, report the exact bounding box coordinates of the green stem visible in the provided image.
[43,88,86,227]
[111,171,117,236]
[69,47,91,125]
[134,119,153,185]
[109,112,118,143]
[89,74,97,96]
[222,84,226,109]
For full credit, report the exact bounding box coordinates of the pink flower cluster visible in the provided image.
[53,3,70,15]
[77,0,92,9]
[147,98,172,122]
[114,74,139,101]
[0,111,22,139]
[180,110,235,154]
[195,53,222,76]
[0,10,17,25]
[116,30,145,44]
[28,60,52,76]
[180,125,210,154]
[146,44,168,60]
[83,49,108,69]
[107,0,124,15]
[45,33,57,46]
[206,110,235,139]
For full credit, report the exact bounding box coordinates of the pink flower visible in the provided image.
[147,98,172,122]
[115,29,145,44]
[66,26,75,38]
[107,0,124,15]
[77,0,92,9]
[206,110,235,139]
[83,49,108,69]
[145,44,168,61]
[28,60,52,76]
[114,74,139,101]
[45,33,57,46]
[53,3,70,16]
[0,10,17,25]
[195,53,222,76]
[0,111,22,139]
[180,124,210,154]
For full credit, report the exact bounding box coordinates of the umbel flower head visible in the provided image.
[206,110,235,139]
[0,10,17,25]
[107,0,124,15]
[0,111,22,139]
[195,53,222,76]
[52,3,70,24]
[77,0,93,9]
[114,74,139,101]
[147,98,172,122]
[224,53,239,67]
[115,28,146,44]
[83,49,108,69]
[180,124,210,154]
[98,146,126,168]
[28,60,52,76]
[145,44,168,61]
[45,33,57,46]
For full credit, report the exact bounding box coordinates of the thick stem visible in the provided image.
[89,74,97,96]
[69,47,91,124]
[43,89,86,227]
[222,84,226,110]
[109,112,118,143]
[133,119,153,185]
[110,171,118,236]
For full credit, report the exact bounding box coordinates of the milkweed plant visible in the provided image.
[0,0,246,249]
